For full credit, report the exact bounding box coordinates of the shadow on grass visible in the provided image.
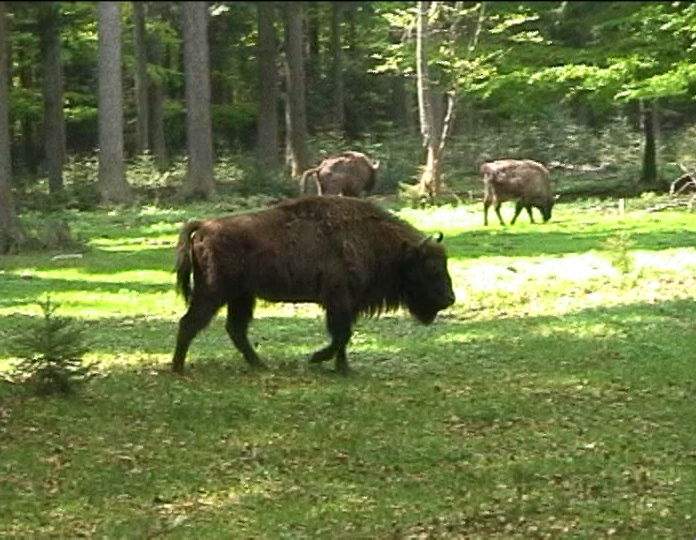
[1,298,694,382]
[445,226,696,259]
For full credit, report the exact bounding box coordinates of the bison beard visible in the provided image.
[171,196,455,374]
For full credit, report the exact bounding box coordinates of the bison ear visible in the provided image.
[434,232,443,243]
[401,240,420,263]
[373,160,380,170]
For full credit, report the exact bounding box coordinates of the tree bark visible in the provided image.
[640,99,658,187]
[283,2,309,178]
[98,2,132,204]
[256,3,279,169]
[133,1,149,154]
[147,2,168,171]
[0,3,25,252]
[18,66,38,175]
[39,2,66,194]
[416,1,445,197]
[181,1,215,199]
[330,2,345,133]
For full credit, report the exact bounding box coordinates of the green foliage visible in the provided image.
[9,296,94,396]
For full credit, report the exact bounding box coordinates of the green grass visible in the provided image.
[1,195,696,537]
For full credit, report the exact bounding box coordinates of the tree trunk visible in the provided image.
[256,3,279,169]
[283,2,309,178]
[133,2,149,154]
[640,99,657,187]
[181,1,215,199]
[147,2,168,171]
[39,2,66,195]
[98,2,132,204]
[0,3,25,252]
[330,2,345,133]
[343,3,359,140]
[19,66,38,175]
[305,4,320,134]
[416,1,444,197]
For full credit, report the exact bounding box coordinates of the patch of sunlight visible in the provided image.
[633,248,696,270]
[0,291,179,319]
[91,238,175,252]
[86,352,170,368]
[255,302,324,319]
[9,267,172,285]
[457,253,618,294]
[397,204,476,234]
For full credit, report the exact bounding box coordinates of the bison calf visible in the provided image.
[480,159,555,226]
[300,151,380,197]
[172,196,455,374]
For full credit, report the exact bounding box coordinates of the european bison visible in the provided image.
[300,151,380,197]
[480,159,555,226]
[172,196,455,374]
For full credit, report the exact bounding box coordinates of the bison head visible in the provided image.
[400,233,456,324]
[540,196,556,222]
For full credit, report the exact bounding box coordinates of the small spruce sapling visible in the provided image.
[10,295,95,395]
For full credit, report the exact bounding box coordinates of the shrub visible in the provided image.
[9,296,95,396]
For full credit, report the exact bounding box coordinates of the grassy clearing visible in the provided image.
[1,195,696,537]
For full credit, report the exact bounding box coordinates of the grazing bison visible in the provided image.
[480,159,555,226]
[300,151,380,197]
[172,196,455,374]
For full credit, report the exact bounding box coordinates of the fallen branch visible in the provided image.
[669,173,696,197]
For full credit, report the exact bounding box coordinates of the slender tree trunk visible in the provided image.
[0,3,25,252]
[147,2,168,171]
[330,2,345,133]
[416,1,444,197]
[181,1,215,199]
[133,2,149,154]
[305,4,320,134]
[18,66,37,175]
[39,2,66,194]
[98,2,132,203]
[343,3,358,140]
[256,3,279,169]
[283,2,309,178]
[640,99,657,187]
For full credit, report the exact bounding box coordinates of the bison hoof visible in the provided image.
[309,348,335,364]
[336,364,352,376]
[247,360,268,371]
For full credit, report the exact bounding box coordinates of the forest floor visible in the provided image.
[1,194,696,537]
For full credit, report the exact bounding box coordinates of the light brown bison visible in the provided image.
[480,159,555,226]
[172,196,455,374]
[300,151,380,197]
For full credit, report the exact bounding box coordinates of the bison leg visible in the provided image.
[525,205,536,224]
[511,201,524,225]
[483,199,490,226]
[225,298,266,369]
[172,298,222,373]
[310,306,354,374]
[494,202,506,226]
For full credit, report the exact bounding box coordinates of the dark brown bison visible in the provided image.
[480,159,555,226]
[172,196,455,374]
[300,151,380,197]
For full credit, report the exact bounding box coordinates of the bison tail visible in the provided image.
[175,220,201,305]
[300,167,318,194]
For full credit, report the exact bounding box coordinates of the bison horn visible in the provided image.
[418,232,444,248]
[373,160,380,170]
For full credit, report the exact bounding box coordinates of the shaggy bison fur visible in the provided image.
[480,159,555,226]
[300,151,380,197]
[172,196,455,374]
